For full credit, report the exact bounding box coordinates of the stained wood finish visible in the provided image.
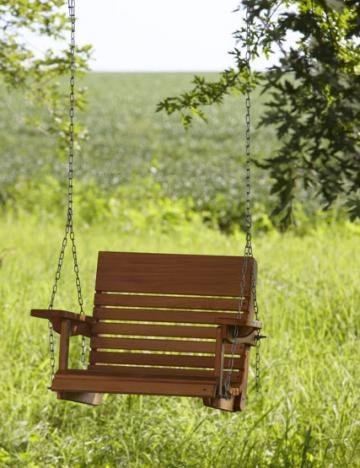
[57,391,103,406]
[52,370,217,398]
[94,293,249,311]
[95,251,256,296]
[92,322,218,339]
[90,337,242,354]
[59,320,71,370]
[31,309,91,322]
[87,365,242,381]
[203,395,238,412]
[90,351,241,368]
[94,307,238,324]
[30,309,93,336]
[31,251,259,412]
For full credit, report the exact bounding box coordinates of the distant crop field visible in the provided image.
[0,73,277,218]
[0,72,275,181]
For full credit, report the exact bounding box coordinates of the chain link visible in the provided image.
[47,0,86,384]
[244,3,261,392]
[221,3,261,398]
[244,3,252,258]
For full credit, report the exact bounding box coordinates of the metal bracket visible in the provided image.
[226,328,259,346]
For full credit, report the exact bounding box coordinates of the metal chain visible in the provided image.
[47,0,86,383]
[244,17,252,259]
[244,3,261,393]
[221,2,261,398]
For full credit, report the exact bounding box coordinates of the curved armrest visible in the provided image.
[216,317,261,340]
[31,309,94,337]
[215,317,261,328]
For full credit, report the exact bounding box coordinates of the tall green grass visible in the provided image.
[0,212,359,466]
[0,71,358,466]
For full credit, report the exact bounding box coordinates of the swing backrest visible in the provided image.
[89,252,256,380]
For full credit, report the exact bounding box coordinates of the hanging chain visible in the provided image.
[47,0,86,383]
[244,3,261,393]
[222,3,261,398]
[244,5,252,258]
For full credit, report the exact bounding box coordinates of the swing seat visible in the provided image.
[31,251,260,412]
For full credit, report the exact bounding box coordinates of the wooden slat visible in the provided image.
[95,251,256,296]
[59,319,71,370]
[90,351,240,369]
[52,370,217,397]
[94,307,237,324]
[92,322,217,339]
[90,336,242,355]
[214,326,225,382]
[91,336,215,353]
[94,293,246,311]
[87,364,241,381]
[88,364,216,378]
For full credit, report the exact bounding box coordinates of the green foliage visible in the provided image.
[157,69,257,128]
[0,216,359,466]
[3,176,203,236]
[4,175,350,236]
[159,1,360,226]
[0,0,91,158]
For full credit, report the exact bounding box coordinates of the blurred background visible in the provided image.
[0,1,359,466]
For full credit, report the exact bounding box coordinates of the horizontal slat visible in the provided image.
[90,336,242,355]
[52,370,217,397]
[90,351,240,369]
[92,322,217,339]
[94,293,247,311]
[96,251,256,296]
[91,336,214,353]
[87,365,241,381]
[94,307,237,324]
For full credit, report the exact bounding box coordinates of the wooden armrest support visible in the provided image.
[216,317,261,342]
[216,318,261,345]
[215,317,261,328]
[31,309,94,337]
[214,317,261,404]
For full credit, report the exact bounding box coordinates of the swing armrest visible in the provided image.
[214,318,262,392]
[31,309,94,337]
[215,317,261,345]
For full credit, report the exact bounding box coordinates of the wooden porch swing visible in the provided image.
[31,0,263,413]
[32,251,260,411]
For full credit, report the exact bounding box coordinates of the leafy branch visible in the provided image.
[0,0,92,158]
[159,0,360,226]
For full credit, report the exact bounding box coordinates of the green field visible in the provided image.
[1,73,284,231]
[0,73,359,466]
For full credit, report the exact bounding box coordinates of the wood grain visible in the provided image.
[31,249,259,411]
[59,319,71,370]
[52,370,218,397]
[92,322,218,339]
[94,293,247,311]
[87,364,241,381]
[95,251,256,296]
[94,307,237,324]
[90,351,240,369]
[90,336,242,354]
